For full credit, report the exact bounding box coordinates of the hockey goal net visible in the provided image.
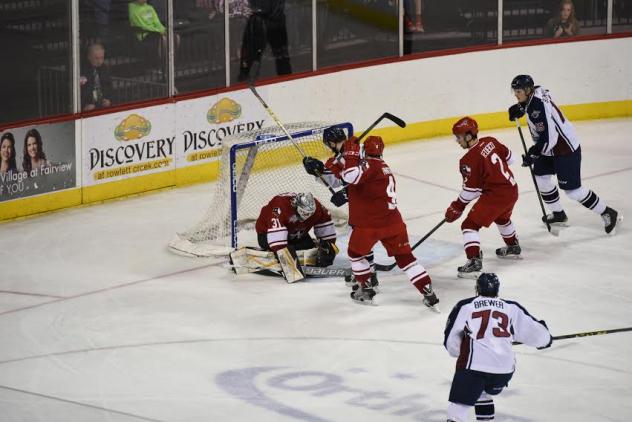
[168,121,352,257]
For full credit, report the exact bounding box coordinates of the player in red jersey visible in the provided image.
[303,126,379,289]
[340,135,439,309]
[255,192,337,254]
[444,117,521,279]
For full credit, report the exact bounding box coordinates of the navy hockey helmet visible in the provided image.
[476,273,500,297]
[323,126,347,152]
[511,75,535,91]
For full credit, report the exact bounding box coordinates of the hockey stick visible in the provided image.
[374,218,447,271]
[247,61,338,194]
[514,119,559,236]
[513,326,632,345]
[356,112,407,143]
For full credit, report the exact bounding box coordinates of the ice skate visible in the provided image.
[350,284,377,305]
[601,206,622,235]
[422,284,440,313]
[345,273,379,291]
[458,254,482,279]
[496,244,522,259]
[542,210,569,227]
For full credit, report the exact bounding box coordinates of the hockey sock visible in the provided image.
[366,251,375,273]
[565,186,606,215]
[462,218,481,258]
[495,219,518,246]
[396,254,431,294]
[349,250,371,287]
[535,175,564,212]
[475,393,494,421]
[447,402,470,422]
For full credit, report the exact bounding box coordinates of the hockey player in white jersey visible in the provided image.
[444,273,552,422]
[508,74,620,234]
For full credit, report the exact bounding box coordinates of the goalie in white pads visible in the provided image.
[229,192,338,283]
[444,273,552,422]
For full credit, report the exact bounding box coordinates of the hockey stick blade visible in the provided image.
[383,112,406,128]
[303,266,352,278]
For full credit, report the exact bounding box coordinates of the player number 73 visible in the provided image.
[472,310,511,339]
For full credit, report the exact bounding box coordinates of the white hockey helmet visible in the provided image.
[292,192,316,220]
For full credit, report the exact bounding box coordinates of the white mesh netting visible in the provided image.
[168,122,349,257]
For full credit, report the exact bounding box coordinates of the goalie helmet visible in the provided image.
[292,192,316,220]
[452,117,478,137]
[323,126,347,152]
[363,135,384,157]
[476,272,500,297]
[511,74,535,91]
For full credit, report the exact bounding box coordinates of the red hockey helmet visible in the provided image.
[452,117,479,137]
[363,135,384,157]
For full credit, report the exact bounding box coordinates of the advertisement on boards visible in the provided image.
[82,104,176,186]
[175,88,269,168]
[0,121,76,202]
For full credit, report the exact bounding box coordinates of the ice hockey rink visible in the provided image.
[0,118,630,422]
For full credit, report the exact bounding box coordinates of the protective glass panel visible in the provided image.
[317,0,398,68]
[228,0,313,85]
[404,0,497,55]
[0,0,72,124]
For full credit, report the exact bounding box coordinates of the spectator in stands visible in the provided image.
[81,43,114,111]
[547,0,580,38]
[92,0,112,42]
[237,0,292,82]
[22,129,50,176]
[404,0,424,33]
[0,133,18,175]
[128,0,180,60]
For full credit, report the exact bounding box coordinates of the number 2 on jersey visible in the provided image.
[386,175,397,209]
[472,310,511,339]
[490,153,516,186]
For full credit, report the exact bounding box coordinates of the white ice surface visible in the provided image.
[0,119,631,422]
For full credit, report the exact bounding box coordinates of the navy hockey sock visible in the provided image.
[475,397,494,420]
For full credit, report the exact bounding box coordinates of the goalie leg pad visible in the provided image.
[229,247,282,275]
[276,247,306,283]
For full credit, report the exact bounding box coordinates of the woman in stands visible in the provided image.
[547,0,580,38]
[0,132,18,175]
[22,129,50,176]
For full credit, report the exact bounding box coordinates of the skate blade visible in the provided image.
[496,254,524,260]
[457,271,481,280]
[425,303,441,313]
[351,298,377,306]
[607,215,623,236]
[547,225,561,236]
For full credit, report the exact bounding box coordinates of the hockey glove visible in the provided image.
[521,143,543,167]
[315,240,339,267]
[445,200,466,223]
[508,103,526,121]
[303,156,325,176]
[330,188,348,207]
[342,136,361,162]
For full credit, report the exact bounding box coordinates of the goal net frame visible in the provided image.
[169,121,353,257]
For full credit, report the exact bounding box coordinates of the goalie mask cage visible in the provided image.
[169,121,353,257]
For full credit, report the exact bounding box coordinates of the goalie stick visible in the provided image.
[512,326,632,345]
[374,218,446,272]
[514,119,559,236]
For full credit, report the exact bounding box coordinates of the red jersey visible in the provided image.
[255,193,336,251]
[457,136,517,205]
[341,145,403,228]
